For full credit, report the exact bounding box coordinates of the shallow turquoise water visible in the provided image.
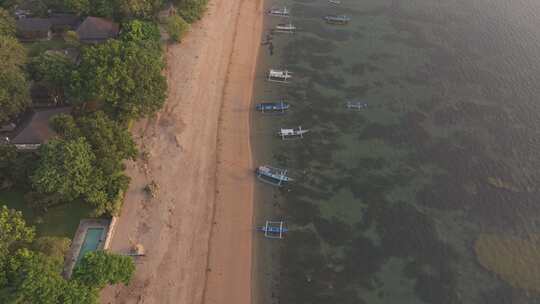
[76,228,104,263]
[254,0,540,303]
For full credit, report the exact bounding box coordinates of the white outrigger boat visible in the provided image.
[267,69,292,83]
[324,15,350,25]
[278,126,309,140]
[268,7,290,17]
[258,220,287,239]
[328,0,341,4]
[256,165,292,186]
[274,23,296,33]
[346,101,368,110]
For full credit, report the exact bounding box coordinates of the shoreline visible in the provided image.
[203,0,263,303]
[100,0,262,302]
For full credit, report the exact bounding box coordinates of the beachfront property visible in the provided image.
[1,107,71,150]
[63,218,115,278]
[16,18,53,41]
[76,17,119,44]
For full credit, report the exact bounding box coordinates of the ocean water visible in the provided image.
[252,0,540,303]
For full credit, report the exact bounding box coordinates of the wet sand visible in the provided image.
[101,0,263,303]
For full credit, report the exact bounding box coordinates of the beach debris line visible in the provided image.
[258,220,288,239]
[268,7,290,17]
[256,165,293,186]
[256,101,290,114]
[273,23,296,33]
[324,15,351,25]
[278,126,309,140]
[267,69,292,83]
[346,101,368,110]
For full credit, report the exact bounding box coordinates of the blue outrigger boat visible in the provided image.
[256,165,292,186]
[258,220,288,239]
[256,101,290,113]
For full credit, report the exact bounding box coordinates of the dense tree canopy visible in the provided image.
[175,0,207,23]
[31,138,108,212]
[29,52,76,104]
[0,205,34,287]
[120,19,160,45]
[0,248,98,304]
[51,112,136,215]
[165,15,189,42]
[72,40,167,119]
[0,8,15,36]
[0,35,30,124]
[116,0,162,19]
[73,250,134,289]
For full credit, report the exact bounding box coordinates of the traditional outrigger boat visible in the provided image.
[328,0,341,5]
[346,101,368,109]
[256,101,290,113]
[274,23,296,33]
[267,69,292,83]
[278,126,309,140]
[268,7,290,17]
[256,165,292,186]
[258,220,287,239]
[324,15,350,25]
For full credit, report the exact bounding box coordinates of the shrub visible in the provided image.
[176,0,208,23]
[165,15,189,42]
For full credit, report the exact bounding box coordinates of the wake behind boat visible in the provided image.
[256,165,293,186]
[268,7,290,17]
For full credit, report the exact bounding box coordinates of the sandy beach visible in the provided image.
[101,0,263,303]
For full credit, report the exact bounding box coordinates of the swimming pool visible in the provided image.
[76,227,104,263]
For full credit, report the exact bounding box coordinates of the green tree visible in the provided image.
[175,0,208,23]
[0,206,34,252]
[1,248,98,304]
[0,205,34,286]
[0,8,15,36]
[165,15,189,42]
[51,112,136,215]
[31,236,71,265]
[76,111,137,172]
[61,0,90,14]
[0,36,30,124]
[0,145,39,188]
[0,70,30,124]
[89,0,114,17]
[120,19,161,44]
[31,138,108,211]
[115,0,163,19]
[29,52,75,104]
[73,40,167,119]
[73,251,134,289]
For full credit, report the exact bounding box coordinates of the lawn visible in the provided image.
[23,38,70,57]
[0,189,93,238]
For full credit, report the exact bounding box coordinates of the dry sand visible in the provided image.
[101,0,263,303]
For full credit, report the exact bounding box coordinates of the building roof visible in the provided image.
[16,18,52,33]
[76,17,119,42]
[10,107,71,145]
[49,14,80,28]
